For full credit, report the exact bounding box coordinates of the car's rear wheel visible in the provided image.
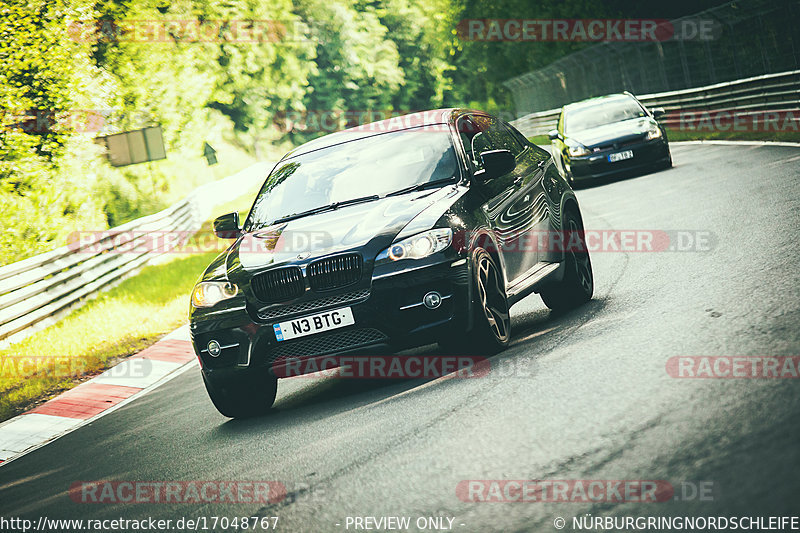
[202,371,278,418]
[540,210,593,311]
[441,249,510,355]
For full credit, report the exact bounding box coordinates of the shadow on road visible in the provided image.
[211,296,610,437]
[572,164,674,190]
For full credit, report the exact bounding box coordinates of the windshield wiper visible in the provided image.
[269,195,380,225]
[384,177,458,198]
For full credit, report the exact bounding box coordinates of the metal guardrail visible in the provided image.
[510,70,800,138]
[0,161,273,346]
[503,0,799,114]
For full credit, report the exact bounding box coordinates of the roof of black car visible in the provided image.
[282,108,463,160]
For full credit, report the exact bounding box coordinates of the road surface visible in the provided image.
[1,143,799,532]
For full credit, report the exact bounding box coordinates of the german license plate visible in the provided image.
[608,150,633,163]
[273,307,355,341]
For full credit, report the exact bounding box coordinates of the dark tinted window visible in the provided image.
[246,128,458,229]
[458,115,524,169]
[500,122,527,157]
[564,97,646,132]
[504,122,532,150]
[457,115,491,170]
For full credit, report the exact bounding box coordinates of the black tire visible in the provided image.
[202,371,278,418]
[658,148,673,170]
[440,248,510,355]
[540,210,593,311]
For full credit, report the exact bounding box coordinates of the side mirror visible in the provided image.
[474,149,516,184]
[651,107,666,119]
[213,212,240,239]
[547,129,561,141]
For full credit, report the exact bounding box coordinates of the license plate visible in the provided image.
[608,150,633,163]
[273,307,355,341]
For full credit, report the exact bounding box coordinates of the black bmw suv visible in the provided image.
[190,109,593,417]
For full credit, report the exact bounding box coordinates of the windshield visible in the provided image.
[246,127,458,229]
[565,99,647,133]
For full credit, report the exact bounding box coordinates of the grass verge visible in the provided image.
[0,253,215,421]
[0,185,259,422]
[529,134,551,146]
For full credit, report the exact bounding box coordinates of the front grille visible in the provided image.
[307,254,362,291]
[594,134,646,151]
[257,288,371,321]
[251,267,304,303]
[271,328,387,360]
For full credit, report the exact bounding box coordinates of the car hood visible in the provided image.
[226,185,461,274]
[568,117,656,147]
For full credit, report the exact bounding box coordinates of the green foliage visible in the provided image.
[440,0,735,112]
[0,0,733,265]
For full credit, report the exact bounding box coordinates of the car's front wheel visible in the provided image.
[540,210,593,311]
[661,150,673,169]
[441,248,510,355]
[202,371,278,418]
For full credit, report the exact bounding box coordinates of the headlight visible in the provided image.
[646,125,663,140]
[376,228,452,263]
[567,143,590,157]
[191,281,238,308]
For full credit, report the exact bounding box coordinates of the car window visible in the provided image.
[481,117,519,156]
[505,121,551,164]
[246,127,458,229]
[498,122,526,157]
[503,122,535,156]
[457,115,491,170]
[458,114,526,166]
[564,97,647,133]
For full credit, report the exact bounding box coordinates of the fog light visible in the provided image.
[423,291,442,310]
[207,340,222,357]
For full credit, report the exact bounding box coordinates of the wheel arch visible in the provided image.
[469,229,505,283]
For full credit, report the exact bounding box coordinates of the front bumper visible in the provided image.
[190,258,472,382]
[568,139,669,181]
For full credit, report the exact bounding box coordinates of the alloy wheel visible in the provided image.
[476,254,510,342]
[568,218,592,294]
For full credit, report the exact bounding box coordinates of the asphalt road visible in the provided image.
[1,143,799,532]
